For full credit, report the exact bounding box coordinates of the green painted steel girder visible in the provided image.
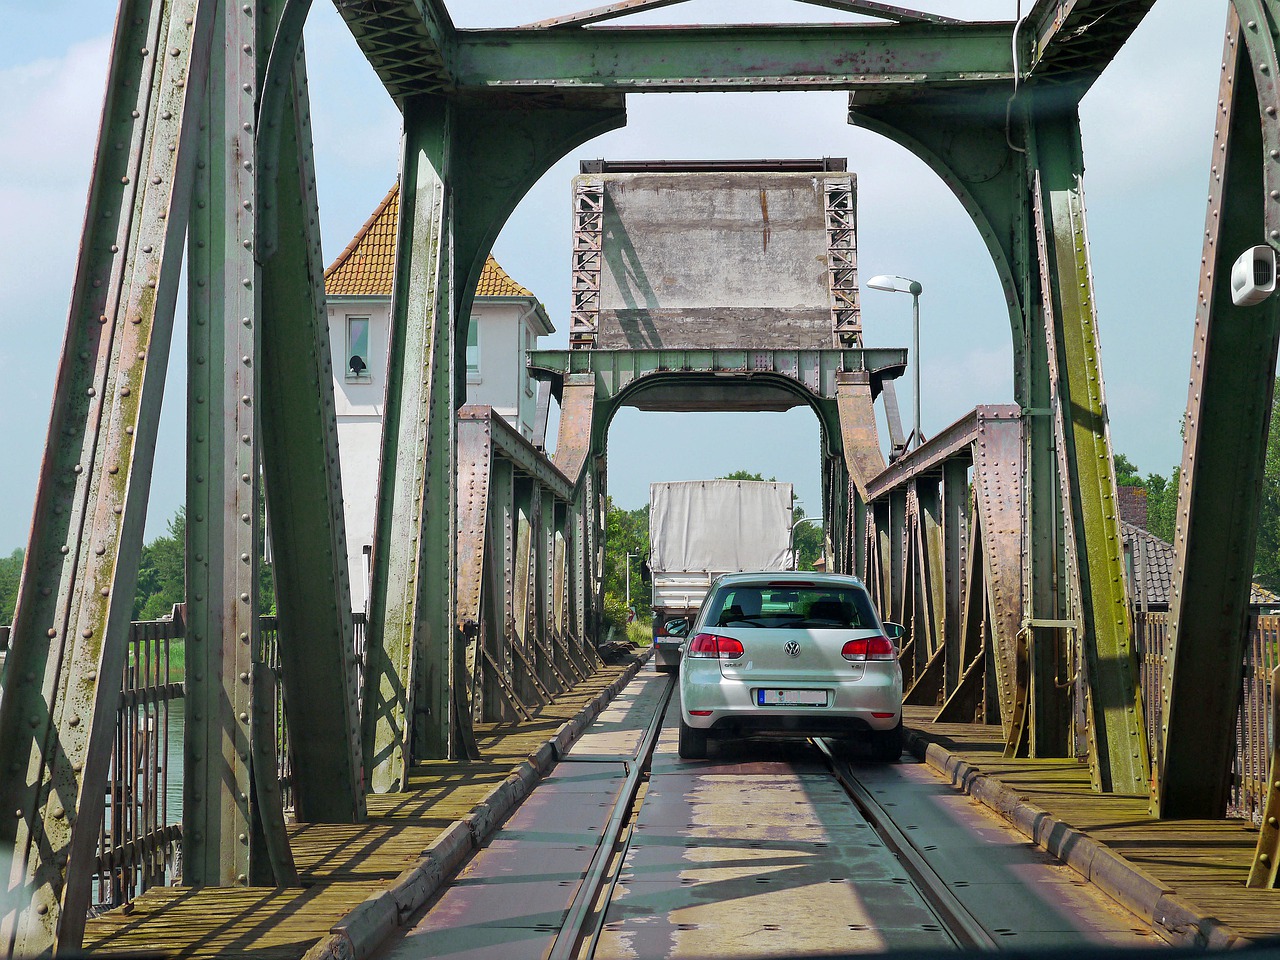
[258,42,366,825]
[332,0,456,101]
[1158,5,1280,819]
[529,348,907,405]
[530,348,907,490]
[0,1,214,951]
[1030,108,1148,796]
[185,0,296,889]
[453,23,1014,93]
[1026,0,1158,90]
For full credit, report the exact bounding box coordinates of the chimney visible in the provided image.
[1117,485,1148,530]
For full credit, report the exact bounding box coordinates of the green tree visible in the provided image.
[0,548,23,623]
[1113,453,1144,487]
[603,498,650,623]
[134,510,186,620]
[1255,379,1280,592]
[791,504,823,571]
[1144,468,1179,544]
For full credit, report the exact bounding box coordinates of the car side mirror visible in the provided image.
[882,621,906,644]
[667,617,690,638]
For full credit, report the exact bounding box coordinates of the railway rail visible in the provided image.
[379,670,1161,959]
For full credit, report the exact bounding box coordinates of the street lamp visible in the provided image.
[790,516,824,570]
[866,274,924,450]
[624,552,638,615]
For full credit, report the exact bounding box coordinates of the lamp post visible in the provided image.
[790,516,824,570]
[866,275,923,449]
[624,552,637,614]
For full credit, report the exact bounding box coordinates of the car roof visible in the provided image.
[712,571,866,588]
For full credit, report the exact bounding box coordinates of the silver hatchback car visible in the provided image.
[677,571,904,761]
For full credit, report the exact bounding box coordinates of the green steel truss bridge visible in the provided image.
[2,0,1280,953]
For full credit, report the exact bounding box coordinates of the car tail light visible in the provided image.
[687,632,744,660]
[841,635,896,662]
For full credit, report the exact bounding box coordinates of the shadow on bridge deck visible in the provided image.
[905,706,1280,947]
[80,651,647,959]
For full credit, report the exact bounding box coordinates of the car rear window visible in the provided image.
[707,583,879,629]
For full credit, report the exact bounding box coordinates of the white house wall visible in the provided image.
[328,298,545,612]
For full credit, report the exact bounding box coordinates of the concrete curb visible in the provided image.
[906,729,1248,950]
[302,650,652,960]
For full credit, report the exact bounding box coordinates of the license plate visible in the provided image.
[757,689,827,706]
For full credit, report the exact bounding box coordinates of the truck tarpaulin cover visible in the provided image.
[649,480,794,574]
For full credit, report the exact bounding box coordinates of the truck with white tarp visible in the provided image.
[649,479,794,672]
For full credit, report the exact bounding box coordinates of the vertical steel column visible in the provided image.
[971,413,1025,741]
[1029,108,1148,795]
[362,96,454,789]
[0,2,213,950]
[918,479,945,655]
[456,410,492,731]
[490,457,516,721]
[1162,6,1280,818]
[942,460,969,695]
[257,33,364,824]
[888,489,908,626]
[186,0,294,887]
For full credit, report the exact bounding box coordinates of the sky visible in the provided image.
[0,1,1230,551]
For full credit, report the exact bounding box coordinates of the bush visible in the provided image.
[627,620,652,647]
[602,593,629,633]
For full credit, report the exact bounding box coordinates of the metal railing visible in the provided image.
[78,607,365,909]
[1133,610,1280,822]
[93,609,185,910]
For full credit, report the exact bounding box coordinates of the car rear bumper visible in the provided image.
[653,639,683,669]
[680,667,901,734]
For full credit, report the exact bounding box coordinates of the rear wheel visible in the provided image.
[867,721,902,763]
[678,719,709,759]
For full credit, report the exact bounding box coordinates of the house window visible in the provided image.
[346,317,370,380]
[466,320,480,378]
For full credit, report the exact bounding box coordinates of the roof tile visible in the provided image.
[324,183,533,299]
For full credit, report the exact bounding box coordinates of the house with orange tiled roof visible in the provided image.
[325,184,555,609]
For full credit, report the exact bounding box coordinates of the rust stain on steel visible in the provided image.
[835,370,886,500]
[456,408,493,629]
[552,373,596,485]
[970,408,1024,740]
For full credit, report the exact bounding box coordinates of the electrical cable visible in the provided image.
[1006,0,1028,154]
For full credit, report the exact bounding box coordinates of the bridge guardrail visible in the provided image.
[1134,609,1278,823]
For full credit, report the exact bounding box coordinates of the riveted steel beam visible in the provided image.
[1026,0,1158,91]
[332,0,456,102]
[0,2,214,951]
[970,415,1025,742]
[530,348,907,406]
[453,23,1013,94]
[362,97,453,789]
[257,39,365,825]
[1163,5,1280,821]
[521,0,960,29]
[1030,108,1148,796]
[941,459,969,696]
[185,0,296,888]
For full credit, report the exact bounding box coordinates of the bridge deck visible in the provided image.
[82,654,643,959]
[907,708,1280,944]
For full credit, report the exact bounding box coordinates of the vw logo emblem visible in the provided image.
[784,640,801,658]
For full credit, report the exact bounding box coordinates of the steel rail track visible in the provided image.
[542,683,996,958]
[816,738,1000,951]
[547,674,676,960]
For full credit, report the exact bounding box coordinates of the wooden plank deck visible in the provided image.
[906,707,1280,942]
[82,656,641,958]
